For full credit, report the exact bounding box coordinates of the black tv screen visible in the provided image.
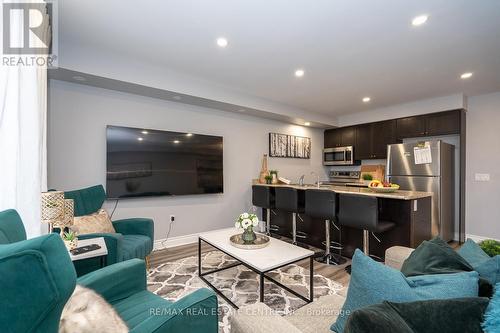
[106,125,223,199]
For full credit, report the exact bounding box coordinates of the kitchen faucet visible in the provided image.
[298,174,305,186]
[311,171,320,188]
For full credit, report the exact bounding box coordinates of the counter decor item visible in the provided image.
[270,170,279,184]
[62,230,78,250]
[269,132,311,159]
[368,180,400,193]
[234,212,259,244]
[41,191,65,233]
[258,154,269,183]
[362,173,373,186]
[264,175,273,184]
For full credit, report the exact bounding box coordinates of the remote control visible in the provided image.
[70,244,101,255]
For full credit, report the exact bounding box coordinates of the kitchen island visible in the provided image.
[253,183,432,260]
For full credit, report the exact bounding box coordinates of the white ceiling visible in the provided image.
[59,0,500,116]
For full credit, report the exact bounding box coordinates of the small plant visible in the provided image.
[62,230,77,241]
[264,175,273,184]
[480,239,500,257]
[362,173,373,181]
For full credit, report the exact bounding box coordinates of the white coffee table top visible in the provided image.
[199,228,314,272]
[69,237,108,261]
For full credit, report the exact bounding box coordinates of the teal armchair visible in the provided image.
[0,209,219,333]
[63,185,154,276]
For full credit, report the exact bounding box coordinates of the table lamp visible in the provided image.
[41,191,65,233]
[54,199,75,236]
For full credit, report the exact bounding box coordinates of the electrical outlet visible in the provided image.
[475,173,490,182]
[170,215,175,223]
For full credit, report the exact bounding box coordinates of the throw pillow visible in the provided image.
[458,239,500,285]
[60,285,128,333]
[482,283,500,332]
[72,209,116,235]
[345,297,489,333]
[330,249,479,333]
[401,237,492,297]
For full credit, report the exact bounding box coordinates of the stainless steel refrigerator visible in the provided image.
[387,140,454,241]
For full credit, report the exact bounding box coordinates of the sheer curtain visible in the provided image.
[0,1,49,237]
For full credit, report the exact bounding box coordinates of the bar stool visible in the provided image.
[274,187,308,248]
[305,189,347,265]
[338,194,396,258]
[252,185,277,235]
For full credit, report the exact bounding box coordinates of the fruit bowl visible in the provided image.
[368,184,400,193]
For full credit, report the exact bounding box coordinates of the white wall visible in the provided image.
[466,92,500,240]
[48,80,327,240]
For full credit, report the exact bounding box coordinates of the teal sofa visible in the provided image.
[0,209,219,333]
[63,185,154,276]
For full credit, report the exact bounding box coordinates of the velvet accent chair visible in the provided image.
[63,185,154,276]
[0,209,219,333]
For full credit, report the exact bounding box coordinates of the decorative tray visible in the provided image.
[230,234,270,250]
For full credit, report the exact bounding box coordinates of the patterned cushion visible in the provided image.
[72,209,116,235]
[121,235,153,260]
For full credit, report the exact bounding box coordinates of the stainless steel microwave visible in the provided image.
[323,146,354,165]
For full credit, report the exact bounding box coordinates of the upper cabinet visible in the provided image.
[396,110,461,139]
[324,126,356,148]
[324,110,463,160]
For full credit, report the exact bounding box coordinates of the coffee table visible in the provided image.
[198,228,315,309]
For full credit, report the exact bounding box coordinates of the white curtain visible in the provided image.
[0,1,49,238]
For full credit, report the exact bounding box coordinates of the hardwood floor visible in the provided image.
[150,241,353,287]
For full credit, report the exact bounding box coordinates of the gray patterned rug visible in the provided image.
[147,250,343,333]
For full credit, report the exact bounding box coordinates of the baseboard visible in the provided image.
[153,227,235,250]
[465,234,500,242]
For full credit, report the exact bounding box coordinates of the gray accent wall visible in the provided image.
[48,80,327,240]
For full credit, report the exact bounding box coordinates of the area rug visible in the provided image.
[147,250,344,333]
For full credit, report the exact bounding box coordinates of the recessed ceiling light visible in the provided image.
[186,133,193,137]
[362,97,371,103]
[141,130,149,135]
[294,69,305,77]
[72,75,86,82]
[173,140,180,144]
[216,37,228,48]
[412,15,428,26]
[304,122,311,126]
[137,137,144,141]
[460,72,473,79]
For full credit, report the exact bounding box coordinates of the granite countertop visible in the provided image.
[253,182,432,200]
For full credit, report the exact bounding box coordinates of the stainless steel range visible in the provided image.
[322,170,362,186]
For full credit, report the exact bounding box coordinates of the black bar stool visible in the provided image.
[274,187,308,248]
[338,194,396,257]
[305,189,347,265]
[252,185,277,235]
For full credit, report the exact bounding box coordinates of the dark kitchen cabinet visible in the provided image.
[324,127,356,148]
[425,111,460,136]
[355,121,396,160]
[396,116,426,139]
[396,110,460,138]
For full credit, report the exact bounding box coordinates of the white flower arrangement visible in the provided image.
[235,212,259,231]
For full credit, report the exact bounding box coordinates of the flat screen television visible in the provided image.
[106,125,223,199]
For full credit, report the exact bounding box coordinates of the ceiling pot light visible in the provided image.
[141,130,149,135]
[72,75,86,82]
[460,72,473,79]
[216,37,228,48]
[137,137,144,141]
[412,15,428,26]
[362,97,371,103]
[294,69,305,77]
[304,122,311,126]
[186,133,193,137]
[173,140,180,144]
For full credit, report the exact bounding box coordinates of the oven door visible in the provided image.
[323,147,353,165]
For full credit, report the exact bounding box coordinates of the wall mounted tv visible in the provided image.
[106,125,223,199]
